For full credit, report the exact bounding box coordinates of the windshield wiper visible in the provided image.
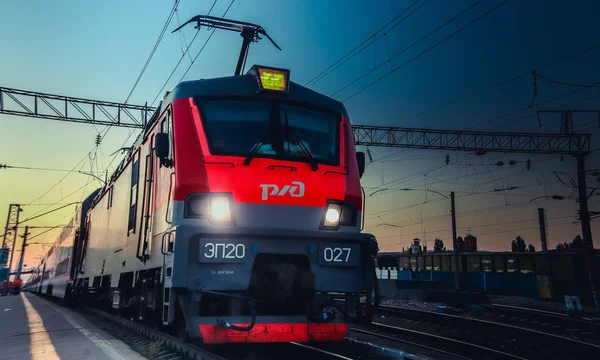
[284,112,318,171]
[244,129,272,166]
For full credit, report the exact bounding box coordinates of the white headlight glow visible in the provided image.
[325,208,340,224]
[210,197,231,222]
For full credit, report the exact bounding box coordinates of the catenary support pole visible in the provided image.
[451,192,459,290]
[538,208,548,251]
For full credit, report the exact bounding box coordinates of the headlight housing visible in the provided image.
[320,200,357,230]
[184,193,235,225]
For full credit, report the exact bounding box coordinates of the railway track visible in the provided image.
[372,304,600,360]
[83,305,362,360]
[351,323,522,360]
[31,293,420,360]
[479,303,600,343]
[334,299,521,359]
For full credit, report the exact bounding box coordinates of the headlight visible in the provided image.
[321,201,357,230]
[184,194,235,225]
[324,204,342,227]
[210,197,231,222]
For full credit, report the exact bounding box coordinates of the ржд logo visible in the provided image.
[260,181,305,200]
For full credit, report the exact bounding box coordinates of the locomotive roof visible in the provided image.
[163,72,349,116]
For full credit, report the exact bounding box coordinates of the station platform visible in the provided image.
[0,293,146,360]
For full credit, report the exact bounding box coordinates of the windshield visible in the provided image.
[201,100,340,166]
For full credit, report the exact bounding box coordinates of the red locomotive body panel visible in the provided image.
[169,97,363,211]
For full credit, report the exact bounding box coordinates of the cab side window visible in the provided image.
[160,109,174,165]
[128,151,140,234]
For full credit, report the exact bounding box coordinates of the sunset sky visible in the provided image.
[1,0,600,275]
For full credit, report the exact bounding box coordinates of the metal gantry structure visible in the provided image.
[1,204,22,282]
[352,125,591,155]
[0,87,156,129]
[0,87,597,307]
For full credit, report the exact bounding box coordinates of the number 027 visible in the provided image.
[323,247,351,262]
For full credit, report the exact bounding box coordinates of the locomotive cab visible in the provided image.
[155,65,378,342]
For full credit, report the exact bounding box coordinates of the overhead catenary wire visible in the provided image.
[372,214,574,235]
[364,154,562,219]
[92,0,235,208]
[176,0,236,84]
[360,89,600,182]
[78,1,207,194]
[474,80,600,131]
[331,0,486,98]
[90,1,183,180]
[385,42,600,127]
[304,0,428,88]
[334,0,510,101]
[124,0,181,104]
[367,186,566,232]
[149,0,221,107]
[0,164,103,173]
[23,183,90,221]
[534,72,600,89]
[378,219,577,243]
[372,161,550,202]
[25,143,102,205]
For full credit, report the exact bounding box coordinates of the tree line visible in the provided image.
[399,234,585,254]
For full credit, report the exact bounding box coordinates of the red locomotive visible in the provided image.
[28,16,379,344]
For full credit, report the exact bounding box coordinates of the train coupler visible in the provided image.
[215,299,257,332]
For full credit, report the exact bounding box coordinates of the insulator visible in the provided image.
[526,159,531,171]
[445,154,450,165]
[509,160,517,165]
[496,161,504,166]
[95,134,101,146]
[367,148,373,163]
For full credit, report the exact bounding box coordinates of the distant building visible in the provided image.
[411,238,422,254]
[464,234,478,252]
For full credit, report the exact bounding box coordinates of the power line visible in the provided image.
[176,0,236,84]
[374,213,574,235]
[111,0,223,187]
[101,1,184,174]
[305,0,428,88]
[174,8,194,63]
[368,183,566,232]
[364,155,561,219]
[98,0,233,203]
[535,72,600,89]
[26,225,68,242]
[79,1,204,196]
[330,0,490,97]
[476,80,600,131]
[385,42,600,127]
[25,143,102,205]
[150,0,221,107]
[24,183,90,221]
[0,164,103,173]
[124,0,181,104]
[378,218,576,242]
[338,0,509,102]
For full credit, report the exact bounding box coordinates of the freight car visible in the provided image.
[377,251,600,305]
[26,62,379,344]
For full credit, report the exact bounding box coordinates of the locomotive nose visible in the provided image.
[248,254,315,306]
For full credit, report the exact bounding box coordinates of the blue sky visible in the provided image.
[1,0,600,267]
